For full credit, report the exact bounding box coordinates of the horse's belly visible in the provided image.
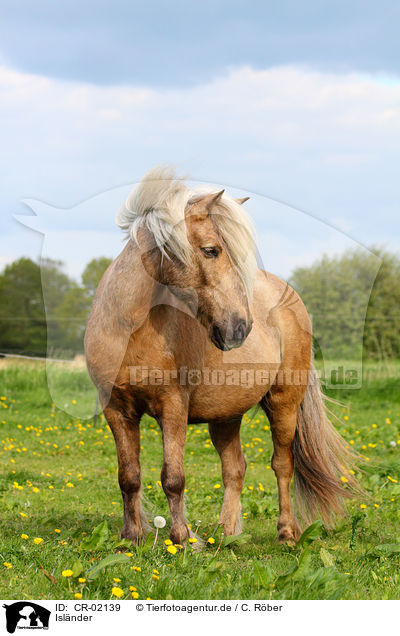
[188,380,269,423]
[188,326,280,423]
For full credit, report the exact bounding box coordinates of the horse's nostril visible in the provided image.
[211,324,225,349]
[234,319,247,342]
[211,319,251,350]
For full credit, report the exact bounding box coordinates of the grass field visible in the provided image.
[0,360,399,601]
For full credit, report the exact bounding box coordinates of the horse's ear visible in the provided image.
[205,190,225,211]
[235,196,250,205]
[187,190,224,217]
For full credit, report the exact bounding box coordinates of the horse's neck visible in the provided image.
[118,242,157,327]
[116,241,182,328]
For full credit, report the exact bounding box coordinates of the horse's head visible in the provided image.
[158,191,254,351]
[122,169,257,351]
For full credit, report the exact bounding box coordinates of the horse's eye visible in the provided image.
[201,246,219,258]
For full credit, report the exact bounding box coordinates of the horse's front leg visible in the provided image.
[160,395,189,544]
[209,419,246,536]
[103,402,143,544]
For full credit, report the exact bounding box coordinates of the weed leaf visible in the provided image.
[71,560,84,577]
[86,553,130,580]
[296,520,324,548]
[320,547,335,567]
[80,520,110,551]
[223,533,251,547]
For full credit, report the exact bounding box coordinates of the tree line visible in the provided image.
[0,257,112,358]
[289,247,400,360]
[0,247,399,360]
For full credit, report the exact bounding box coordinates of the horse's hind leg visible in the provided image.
[102,403,143,544]
[209,419,246,536]
[261,394,302,543]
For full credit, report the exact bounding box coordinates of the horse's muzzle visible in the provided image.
[210,319,253,351]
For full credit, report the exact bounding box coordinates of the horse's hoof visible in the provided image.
[170,527,190,546]
[277,527,297,545]
[120,528,142,546]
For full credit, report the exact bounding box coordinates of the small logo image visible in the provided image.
[2,602,50,634]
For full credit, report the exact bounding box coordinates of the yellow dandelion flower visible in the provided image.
[164,539,173,546]
[113,578,121,583]
[111,587,124,598]
[340,476,349,483]
[74,593,82,600]
[33,538,43,544]
[62,569,74,577]
[3,562,12,569]
[78,578,86,583]
[131,591,139,599]
[54,529,61,534]
[21,534,29,540]
[167,545,177,555]
[66,483,74,488]
[360,504,367,509]
[129,586,137,592]
[152,574,160,581]
[214,484,221,489]
[188,538,197,544]
[387,476,398,483]
[207,537,215,544]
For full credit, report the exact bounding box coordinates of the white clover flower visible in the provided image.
[153,516,166,529]
[390,441,397,448]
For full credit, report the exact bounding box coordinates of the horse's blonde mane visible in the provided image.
[116,166,258,295]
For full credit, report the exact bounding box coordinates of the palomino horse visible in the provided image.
[84,167,357,545]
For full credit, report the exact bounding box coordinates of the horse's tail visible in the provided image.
[292,363,360,526]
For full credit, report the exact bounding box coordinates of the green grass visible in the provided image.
[0,360,400,600]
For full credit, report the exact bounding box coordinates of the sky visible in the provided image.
[0,0,399,280]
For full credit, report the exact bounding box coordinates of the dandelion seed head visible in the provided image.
[153,515,166,528]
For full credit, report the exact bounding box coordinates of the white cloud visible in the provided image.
[1,63,399,277]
